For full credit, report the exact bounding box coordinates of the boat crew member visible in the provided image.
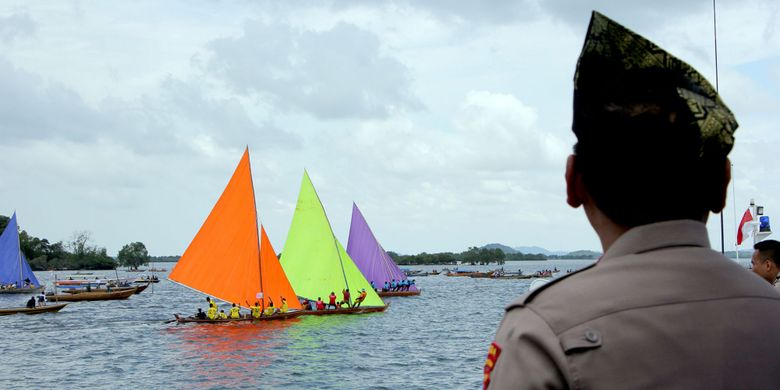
[206,296,217,310]
[206,304,218,320]
[486,12,780,389]
[229,303,241,319]
[195,308,207,320]
[26,296,36,309]
[263,299,276,316]
[301,298,311,310]
[247,301,262,318]
[279,297,288,313]
[328,292,337,309]
[390,279,397,291]
[382,281,389,292]
[37,291,46,306]
[218,309,228,319]
[370,281,376,291]
[342,289,351,308]
[315,297,325,311]
[751,239,780,288]
[353,289,368,308]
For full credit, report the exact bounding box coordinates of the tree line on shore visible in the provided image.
[388,247,600,265]
[0,215,151,271]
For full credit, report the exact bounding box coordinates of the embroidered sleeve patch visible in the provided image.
[483,342,502,389]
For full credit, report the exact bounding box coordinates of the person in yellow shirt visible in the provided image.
[263,298,276,316]
[279,297,288,313]
[218,309,228,319]
[207,305,218,320]
[229,303,241,319]
[246,301,262,319]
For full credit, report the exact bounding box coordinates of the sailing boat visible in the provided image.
[347,203,420,297]
[280,171,388,314]
[0,212,44,294]
[169,148,302,323]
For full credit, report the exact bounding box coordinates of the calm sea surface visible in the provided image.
[0,258,753,389]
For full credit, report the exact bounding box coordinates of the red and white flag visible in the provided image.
[737,209,755,245]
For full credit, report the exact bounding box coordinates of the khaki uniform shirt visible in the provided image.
[487,220,780,389]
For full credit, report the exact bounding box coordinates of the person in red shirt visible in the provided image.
[327,292,337,309]
[315,297,325,311]
[342,289,351,308]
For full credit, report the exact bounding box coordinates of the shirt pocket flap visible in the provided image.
[560,328,603,354]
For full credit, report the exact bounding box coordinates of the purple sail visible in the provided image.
[346,203,417,291]
[0,212,40,287]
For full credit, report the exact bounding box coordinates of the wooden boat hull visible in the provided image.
[378,290,421,297]
[49,287,137,301]
[61,283,148,295]
[0,303,68,316]
[173,311,303,323]
[0,286,45,294]
[300,303,390,315]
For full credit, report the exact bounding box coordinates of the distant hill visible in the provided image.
[483,243,517,253]
[482,244,598,258]
[558,250,601,259]
[513,246,551,255]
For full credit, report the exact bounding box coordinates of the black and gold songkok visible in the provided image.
[572,11,738,159]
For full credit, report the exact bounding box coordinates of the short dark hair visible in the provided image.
[573,69,728,228]
[754,240,780,267]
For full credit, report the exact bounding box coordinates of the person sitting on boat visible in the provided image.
[300,298,311,310]
[26,296,36,309]
[370,281,376,291]
[247,301,262,318]
[328,292,337,309]
[354,289,368,308]
[382,281,390,292]
[230,303,241,319]
[315,297,325,311]
[342,289,352,308]
[218,309,228,319]
[263,299,277,316]
[195,308,207,320]
[390,279,398,291]
[279,297,289,313]
[206,297,217,310]
[23,278,31,288]
[37,291,46,306]
[207,304,218,320]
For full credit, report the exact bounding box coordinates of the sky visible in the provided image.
[1,1,778,256]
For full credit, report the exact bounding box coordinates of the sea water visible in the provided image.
[0,258,751,389]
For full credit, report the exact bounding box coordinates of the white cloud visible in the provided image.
[206,20,423,119]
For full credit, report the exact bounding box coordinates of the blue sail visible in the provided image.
[0,213,40,287]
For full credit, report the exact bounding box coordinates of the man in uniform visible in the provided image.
[751,239,780,287]
[486,11,780,389]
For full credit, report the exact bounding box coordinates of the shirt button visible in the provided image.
[584,329,600,343]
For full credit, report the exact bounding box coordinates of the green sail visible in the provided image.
[280,171,384,307]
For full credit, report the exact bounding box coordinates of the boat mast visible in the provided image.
[16,214,24,286]
[713,0,725,254]
[307,171,350,291]
[247,148,264,298]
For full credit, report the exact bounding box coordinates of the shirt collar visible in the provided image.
[601,219,711,261]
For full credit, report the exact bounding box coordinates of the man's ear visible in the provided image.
[566,154,584,208]
[710,158,731,213]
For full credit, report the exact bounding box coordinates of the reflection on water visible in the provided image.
[167,320,299,388]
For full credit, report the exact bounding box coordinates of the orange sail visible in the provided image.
[169,148,300,310]
[260,225,301,309]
